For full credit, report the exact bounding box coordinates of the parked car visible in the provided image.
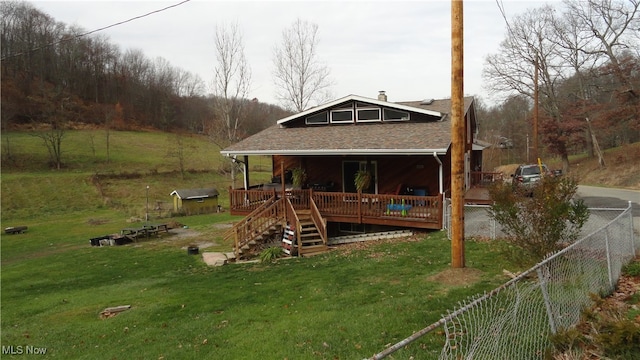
[511,164,552,193]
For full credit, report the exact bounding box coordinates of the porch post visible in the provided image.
[280,161,285,199]
[243,155,249,190]
[433,152,443,194]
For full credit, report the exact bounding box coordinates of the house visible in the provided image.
[170,188,220,215]
[220,92,492,258]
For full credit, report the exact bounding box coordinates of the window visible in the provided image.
[357,108,381,122]
[330,109,353,123]
[383,108,410,121]
[305,111,328,124]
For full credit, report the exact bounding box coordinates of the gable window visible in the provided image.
[357,108,381,122]
[305,111,328,125]
[383,108,410,121]
[330,109,353,123]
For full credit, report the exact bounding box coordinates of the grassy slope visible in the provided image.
[491,142,640,190]
[562,142,640,190]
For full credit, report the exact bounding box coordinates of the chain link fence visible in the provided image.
[443,199,635,241]
[372,201,636,359]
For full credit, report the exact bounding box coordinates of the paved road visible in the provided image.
[576,185,640,235]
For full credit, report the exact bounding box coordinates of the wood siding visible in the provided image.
[173,197,219,215]
[272,154,451,196]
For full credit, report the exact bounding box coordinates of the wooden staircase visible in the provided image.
[287,210,328,257]
[227,196,329,260]
[236,223,283,259]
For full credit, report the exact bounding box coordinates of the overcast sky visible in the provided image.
[32,0,553,107]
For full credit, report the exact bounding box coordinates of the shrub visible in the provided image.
[596,318,640,357]
[259,246,284,263]
[489,176,589,260]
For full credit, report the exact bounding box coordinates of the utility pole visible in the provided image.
[450,0,465,268]
[533,54,539,162]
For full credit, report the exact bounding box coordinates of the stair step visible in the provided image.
[301,239,323,245]
[300,231,320,237]
[300,244,326,250]
[300,245,329,257]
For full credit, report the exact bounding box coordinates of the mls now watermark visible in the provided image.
[2,345,48,355]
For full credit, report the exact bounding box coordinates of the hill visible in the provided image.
[492,142,640,190]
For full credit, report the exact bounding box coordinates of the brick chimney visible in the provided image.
[378,90,387,101]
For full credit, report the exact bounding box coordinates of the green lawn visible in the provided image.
[1,130,524,359]
[1,225,519,359]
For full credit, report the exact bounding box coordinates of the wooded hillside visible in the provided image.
[0,1,289,135]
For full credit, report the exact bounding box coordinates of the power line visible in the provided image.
[1,0,192,61]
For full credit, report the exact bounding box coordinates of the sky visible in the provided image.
[31,0,554,107]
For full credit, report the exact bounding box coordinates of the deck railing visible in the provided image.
[229,188,277,213]
[312,191,442,224]
[228,188,443,229]
[228,195,285,259]
[470,171,504,187]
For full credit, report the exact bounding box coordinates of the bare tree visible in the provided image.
[484,5,574,171]
[211,22,251,188]
[165,133,194,180]
[32,95,70,170]
[272,18,333,112]
[564,0,639,95]
[564,0,640,147]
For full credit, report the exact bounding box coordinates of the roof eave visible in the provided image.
[220,148,449,157]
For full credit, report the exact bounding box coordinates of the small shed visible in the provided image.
[170,188,220,215]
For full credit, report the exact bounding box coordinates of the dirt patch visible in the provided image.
[169,227,200,240]
[427,267,483,287]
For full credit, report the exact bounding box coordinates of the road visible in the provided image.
[576,185,640,235]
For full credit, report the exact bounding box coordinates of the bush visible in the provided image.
[489,176,589,260]
[259,246,284,263]
[596,318,640,357]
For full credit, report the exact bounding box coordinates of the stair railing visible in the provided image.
[228,195,286,258]
[284,197,301,255]
[309,195,327,247]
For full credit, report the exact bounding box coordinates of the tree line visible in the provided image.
[0,1,291,137]
[4,0,637,174]
[478,0,639,172]
[1,1,334,171]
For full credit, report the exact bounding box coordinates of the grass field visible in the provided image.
[1,130,530,358]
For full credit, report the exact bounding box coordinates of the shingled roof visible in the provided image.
[221,95,475,157]
[170,188,219,199]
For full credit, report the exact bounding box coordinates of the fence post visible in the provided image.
[536,265,557,334]
[605,229,614,290]
[628,201,636,256]
[491,210,496,240]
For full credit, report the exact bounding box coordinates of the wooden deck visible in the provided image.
[229,189,443,230]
